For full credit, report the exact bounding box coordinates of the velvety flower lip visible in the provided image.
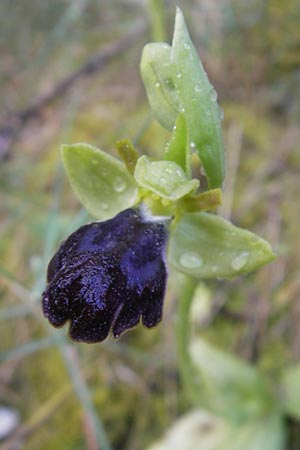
[42,208,169,343]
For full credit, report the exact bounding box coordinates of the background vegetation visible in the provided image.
[1,0,299,449]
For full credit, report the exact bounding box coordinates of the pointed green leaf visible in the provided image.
[168,212,276,279]
[140,43,180,131]
[146,410,233,450]
[221,415,286,450]
[147,410,285,450]
[189,338,274,423]
[134,156,199,200]
[171,8,225,188]
[164,112,189,175]
[61,143,138,220]
[279,363,300,420]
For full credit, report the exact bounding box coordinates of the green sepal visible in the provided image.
[171,8,225,188]
[134,155,199,200]
[168,212,276,279]
[164,112,189,175]
[179,188,222,212]
[140,43,180,131]
[189,338,275,423]
[61,143,138,220]
[279,362,300,420]
[115,139,139,176]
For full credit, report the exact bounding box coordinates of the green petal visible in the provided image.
[171,8,225,188]
[190,338,274,423]
[168,212,276,278]
[140,43,180,131]
[279,363,300,420]
[61,143,138,219]
[134,156,199,200]
[163,112,189,175]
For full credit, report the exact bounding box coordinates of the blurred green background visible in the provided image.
[1,0,300,449]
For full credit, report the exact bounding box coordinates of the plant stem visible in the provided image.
[176,275,201,404]
[61,344,113,450]
[148,0,166,42]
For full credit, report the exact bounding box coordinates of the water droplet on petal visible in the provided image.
[113,176,127,192]
[210,89,218,102]
[231,252,250,271]
[180,252,203,269]
[100,202,109,210]
[165,167,174,174]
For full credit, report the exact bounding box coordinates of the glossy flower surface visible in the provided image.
[42,208,168,343]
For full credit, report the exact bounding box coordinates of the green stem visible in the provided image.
[176,275,201,404]
[148,0,166,42]
[61,344,113,450]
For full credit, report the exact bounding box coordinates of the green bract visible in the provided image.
[168,212,276,279]
[189,338,274,423]
[61,143,138,220]
[140,42,180,131]
[171,8,225,189]
[140,8,225,188]
[134,156,199,200]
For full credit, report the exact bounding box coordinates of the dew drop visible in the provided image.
[190,141,196,149]
[160,176,167,184]
[184,42,191,50]
[194,84,202,93]
[205,145,213,156]
[113,176,127,192]
[210,89,218,102]
[165,167,174,174]
[155,82,160,88]
[176,72,182,79]
[180,252,203,269]
[100,202,109,210]
[231,252,250,271]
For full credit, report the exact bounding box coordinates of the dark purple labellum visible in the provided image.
[42,208,168,343]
